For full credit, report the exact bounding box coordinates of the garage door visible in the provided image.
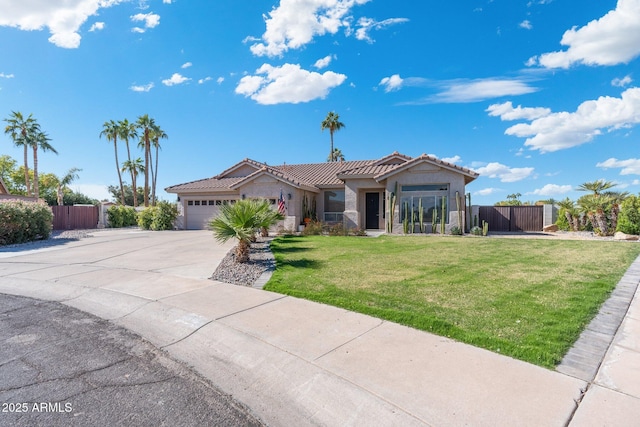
[186,200,220,230]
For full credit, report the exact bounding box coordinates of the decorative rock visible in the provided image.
[614,231,639,241]
[543,224,559,232]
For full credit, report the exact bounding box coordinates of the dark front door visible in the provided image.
[365,192,380,229]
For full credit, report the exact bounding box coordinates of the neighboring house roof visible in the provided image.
[166,152,479,193]
[0,177,8,194]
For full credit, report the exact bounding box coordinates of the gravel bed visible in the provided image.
[211,238,275,287]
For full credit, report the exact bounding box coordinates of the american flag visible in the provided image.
[277,191,286,215]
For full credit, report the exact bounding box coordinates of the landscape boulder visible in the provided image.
[614,231,639,241]
[543,224,559,232]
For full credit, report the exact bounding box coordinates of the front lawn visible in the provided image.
[265,235,640,368]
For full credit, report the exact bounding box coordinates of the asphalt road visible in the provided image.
[0,293,263,427]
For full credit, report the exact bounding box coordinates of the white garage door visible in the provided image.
[186,200,220,230]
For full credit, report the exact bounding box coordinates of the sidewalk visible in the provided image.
[0,229,638,426]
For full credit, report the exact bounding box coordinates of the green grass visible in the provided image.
[264,235,640,368]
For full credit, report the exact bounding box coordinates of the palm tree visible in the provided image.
[118,119,138,198]
[54,167,82,205]
[4,111,40,196]
[321,112,345,162]
[136,114,155,207]
[327,148,345,162]
[121,158,145,207]
[209,199,283,263]
[31,131,58,199]
[100,120,126,205]
[577,179,616,196]
[149,123,167,206]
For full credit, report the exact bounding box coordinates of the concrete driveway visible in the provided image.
[0,229,638,426]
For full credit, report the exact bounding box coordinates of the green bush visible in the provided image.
[107,205,137,228]
[617,195,640,235]
[555,207,571,231]
[301,220,323,236]
[137,201,178,231]
[0,200,53,245]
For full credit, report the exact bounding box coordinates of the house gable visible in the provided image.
[375,154,478,185]
[215,158,265,179]
[0,178,8,194]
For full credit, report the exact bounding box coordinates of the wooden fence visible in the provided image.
[51,205,99,230]
[478,205,543,232]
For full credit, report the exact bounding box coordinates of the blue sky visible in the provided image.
[1,0,639,205]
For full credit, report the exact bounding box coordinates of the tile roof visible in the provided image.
[165,152,479,193]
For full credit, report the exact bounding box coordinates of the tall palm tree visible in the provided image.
[100,120,126,205]
[136,114,155,207]
[31,131,58,199]
[118,119,138,197]
[149,123,167,206]
[327,148,345,162]
[54,167,82,205]
[4,111,40,196]
[121,158,145,207]
[321,112,345,162]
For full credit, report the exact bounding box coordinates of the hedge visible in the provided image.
[0,200,53,245]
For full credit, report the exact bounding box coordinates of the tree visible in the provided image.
[31,130,58,199]
[577,179,616,196]
[495,193,522,206]
[118,118,138,200]
[121,158,145,207]
[0,155,18,192]
[321,112,345,162]
[149,123,167,206]
[108,184,144,207]
[4,111,40,196]
[53,167,82,206]
[136,114,155,207]
[100,120,126,205]
[209,199,283,263]
[327,148,345,162]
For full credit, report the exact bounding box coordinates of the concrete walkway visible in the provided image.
[0,229,638,426]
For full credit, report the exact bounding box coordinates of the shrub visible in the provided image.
[138,201,179,231]
[107,205,138,228]
[301,220,323,236]
[470,226,483,236]
[0,200,53,245]
[450,226,462,235]
[617,195,640,235]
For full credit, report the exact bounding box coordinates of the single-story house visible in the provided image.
[0,178,38,201]
[165,151,479,232]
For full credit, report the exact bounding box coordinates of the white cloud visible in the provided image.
[181,62,192,69]
[249,0,371,57]
[198,76,212,84]
[89,21,104,32]
[162,73,191,86]
[216,77,224,84]
[0,73,15,79]
[355,17,409,43]
[314,55,334,69]
[519,20,533,30]
[486,101,551,121]
[531,0,640,68]
[431,78,538,103]
[379,74,403,92]
[0,0,125,48]
[235,63,347,105]
[130,82,154,92]
[499,87,640,152]
[529,184,573,196]
[476,188,500,196]
[612,75,633,87]
[130,12,160,33]
[441,155,462,164]
[597,157,640,175]
[475,162,534,182]
[163,0,172,3]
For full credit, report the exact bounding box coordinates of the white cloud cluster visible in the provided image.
[248,0,406,57]
[529,184,573,196]
[355,17,409,43]
[130,82,154,92]
[131,12,160,33]
[531,0,640,68]
[432,78,538,103]
[379,74,403,92]
[519,20,533,30]
[487,101,551,121]
[235,63,346,105]
[0,73,15,79]
[181,62,192,69]
[490,87,640,152]
[162,73,191,86]
[0,0,125,48]
[89,21,105,32]
[597,157,640,175]
[313,55,335,69]
[612,75,633,87]
[475,162,534,182]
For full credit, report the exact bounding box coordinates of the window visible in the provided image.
[208,200,215,206]
[269,199,277,205]
[400,184,449,223]
[324,190,345,222]
[194,200,200,206]
[187,200,194,206]
[215,200,222,205]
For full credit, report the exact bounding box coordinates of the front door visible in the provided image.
[365,192,380,229]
